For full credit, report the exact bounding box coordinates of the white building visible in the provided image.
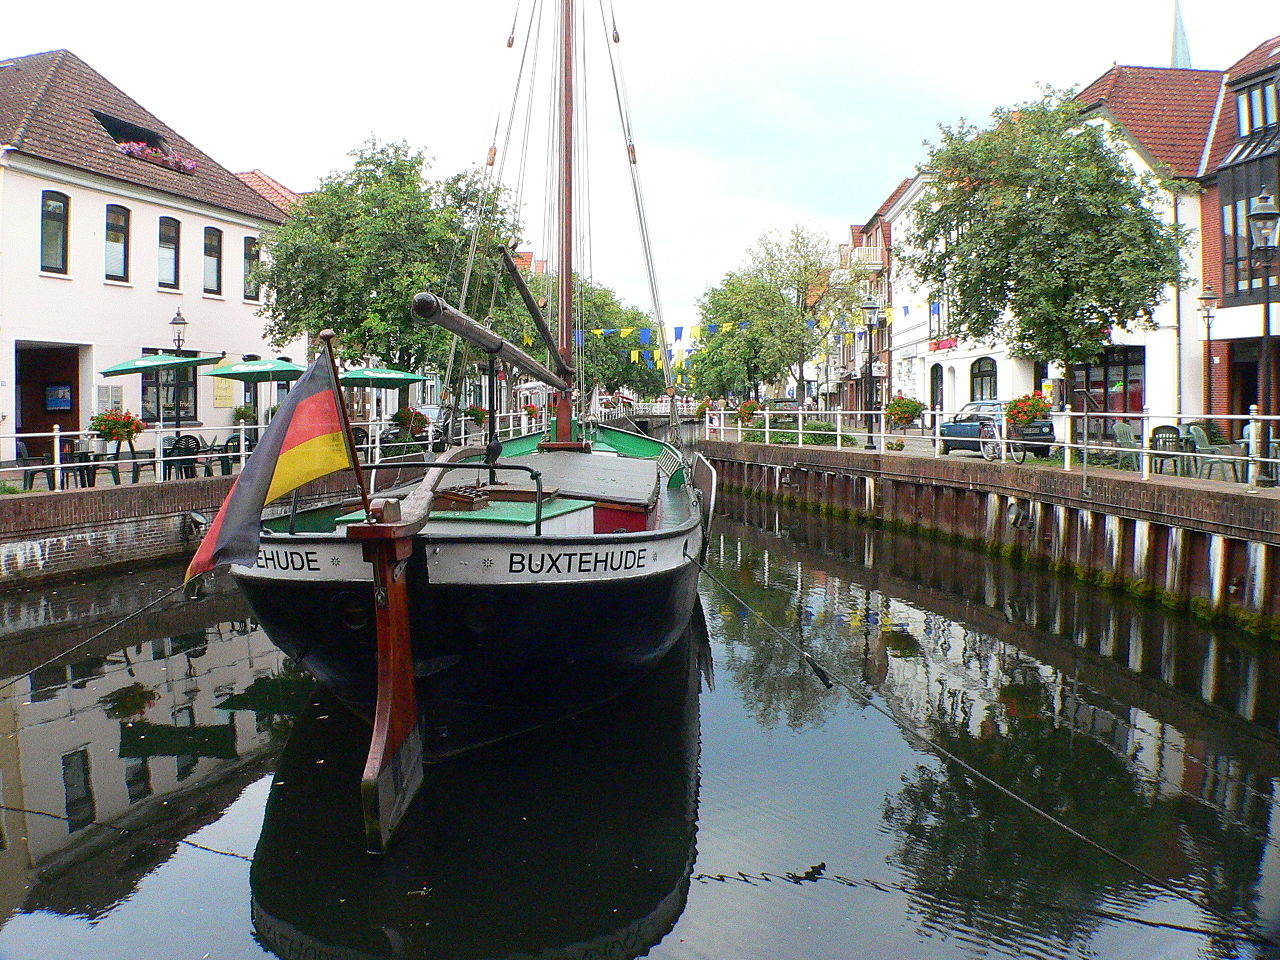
[0,49,300,460]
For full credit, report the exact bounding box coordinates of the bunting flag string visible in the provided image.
[674,326,683,340]
[640,329,651,345]
[620,327,635,338]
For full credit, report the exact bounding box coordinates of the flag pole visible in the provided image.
[319,329,373,519]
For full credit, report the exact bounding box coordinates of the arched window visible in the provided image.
[105,204,130,281]
[158,217,180,288]
[41,191,69,274]
[970,357,997,401]
[243,236,260,301]
[929,363,943,410]
[203,227,222,294]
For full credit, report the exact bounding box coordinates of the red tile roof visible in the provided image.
[1225,34,1280,84]
[0,49,284,223]
[235,169,302,212]
[1203,36,1280,173]
[1077,65,1224,177]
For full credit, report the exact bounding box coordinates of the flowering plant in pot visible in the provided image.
[117,141,199,174]
[883,394,925,427]
[391,407,429,437]
[89,409,145,443]
[522,403,541,418]
[464,404,488,425]
[736,399,761,424]
[1004,392,1051,426]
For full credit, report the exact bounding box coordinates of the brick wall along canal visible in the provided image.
[1,501,1279,959]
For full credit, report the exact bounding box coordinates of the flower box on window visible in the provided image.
[116,141,198,175]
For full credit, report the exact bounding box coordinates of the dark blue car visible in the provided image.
[938,401,1055,457]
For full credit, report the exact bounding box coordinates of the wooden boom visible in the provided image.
[412,292,571,392]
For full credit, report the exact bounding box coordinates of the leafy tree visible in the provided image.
[258,140,520,372]
[901,89,1189,365]
[692,226,861,399]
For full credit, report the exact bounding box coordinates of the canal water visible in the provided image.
[1,496,1279,959]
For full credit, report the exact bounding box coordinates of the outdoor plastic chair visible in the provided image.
[164,435,203,480]
[1148,425,1184,476]
[1187,425,1239,481]
[1111,422,1141,470]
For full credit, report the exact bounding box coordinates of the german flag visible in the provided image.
[185,355,352,583]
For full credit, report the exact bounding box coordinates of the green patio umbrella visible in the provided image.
[337,366,429,387]
[202,358,305,384]
[99,353,223,376]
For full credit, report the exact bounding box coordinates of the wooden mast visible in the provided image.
[554,0,575,443]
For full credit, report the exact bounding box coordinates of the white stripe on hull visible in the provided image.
[234,527,701,587]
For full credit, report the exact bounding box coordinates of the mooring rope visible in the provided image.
[686,550,1278,949]
[0,801,253,862]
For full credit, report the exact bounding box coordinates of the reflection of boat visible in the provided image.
[229,0,714,720]
[250,606,706,960]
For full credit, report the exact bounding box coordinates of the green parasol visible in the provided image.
[337,367,429,387]
[99,353,223,376]
[202,358,306,384]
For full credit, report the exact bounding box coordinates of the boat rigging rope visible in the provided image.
[684,550,1280,949]
[597,0,674,393]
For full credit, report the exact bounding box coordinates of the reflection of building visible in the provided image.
[0,590,293,926]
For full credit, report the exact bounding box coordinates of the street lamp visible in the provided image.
[860,296,882,449]
[1248,187,1278,486]
[169,309,189,431]
[1198,286,1218,417]
[169,308,188,351]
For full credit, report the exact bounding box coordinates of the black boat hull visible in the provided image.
[235,550,701,729]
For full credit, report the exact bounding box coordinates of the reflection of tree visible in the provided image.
[706,546,862,731]
[883,687,1181,947]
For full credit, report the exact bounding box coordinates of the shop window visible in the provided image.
[141,347,197,423]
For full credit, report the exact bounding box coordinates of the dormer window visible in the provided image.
[92,110,164,150]
[93,109,198,174]
[1236,79,1278,136]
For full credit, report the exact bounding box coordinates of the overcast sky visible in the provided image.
[6,1,1277,333]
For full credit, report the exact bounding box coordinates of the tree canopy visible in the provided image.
[691,226,861,400]
[901,89,1190,365]
[257,140,520,370]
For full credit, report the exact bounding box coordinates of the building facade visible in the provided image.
[0,50,298,459]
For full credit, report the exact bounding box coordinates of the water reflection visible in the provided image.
[249,607,708,960]
[707,495,1280,952]
[0,569,299,930]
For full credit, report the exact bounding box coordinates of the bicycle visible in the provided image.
[979,419,1025,464]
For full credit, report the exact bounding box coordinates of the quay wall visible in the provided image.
[0,463,422,584]
[700,439,1280,635]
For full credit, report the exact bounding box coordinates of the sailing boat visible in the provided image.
[228,0,716,747]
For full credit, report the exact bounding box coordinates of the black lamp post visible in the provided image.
[169,309,188,432]
[1248,187,1278,486]
[1198,286,1217,417]
[860,296,881,449]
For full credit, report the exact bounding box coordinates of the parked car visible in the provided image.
[938,401,1055,457]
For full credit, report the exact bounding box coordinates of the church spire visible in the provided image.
[1171,0,1192,68]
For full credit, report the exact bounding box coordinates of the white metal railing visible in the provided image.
[699,405,1280,488]
[0,408,550,493]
